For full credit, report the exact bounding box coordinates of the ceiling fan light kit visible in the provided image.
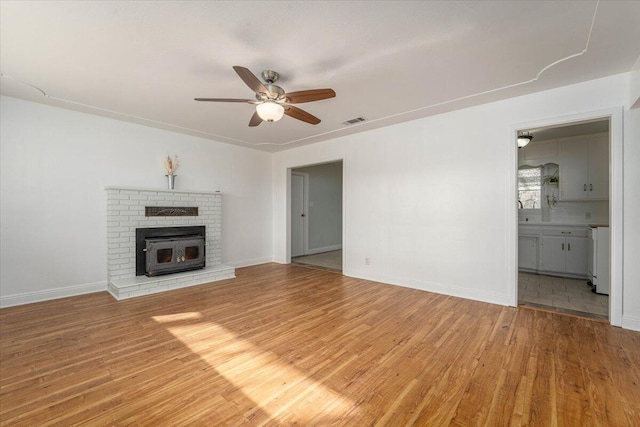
[256,100,285,123]
[195,66,336,127]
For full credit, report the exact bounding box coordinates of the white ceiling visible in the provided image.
[1,1,639,152]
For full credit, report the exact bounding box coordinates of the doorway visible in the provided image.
[516,119,611,321]
[291,172,308,257]
[289,161,343,272]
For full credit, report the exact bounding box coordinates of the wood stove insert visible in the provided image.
[135,226,206,276]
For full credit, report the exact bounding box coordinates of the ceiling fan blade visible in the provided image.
[284,89,336,104]
[233,66,270,96]
[249,111,263,127]
[194,98,254,103]
[284,106,321,125]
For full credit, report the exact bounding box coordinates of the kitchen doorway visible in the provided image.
[516,118,613,321]
[289,161,343,273]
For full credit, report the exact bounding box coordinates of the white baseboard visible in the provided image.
[622,315,640,332]
[225,256,273,268]
[306,244,342,255]
[0,281,107,308]
[344,268,511,306]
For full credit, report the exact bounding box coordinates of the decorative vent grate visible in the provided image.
[342,117,366,125]
[145,206,199,217]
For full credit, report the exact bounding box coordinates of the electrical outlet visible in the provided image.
[365,257,370,265]
[585,212,592,219]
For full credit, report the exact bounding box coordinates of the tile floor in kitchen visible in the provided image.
[518,272,608,320]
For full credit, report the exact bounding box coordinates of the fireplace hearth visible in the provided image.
[136,226,206,276]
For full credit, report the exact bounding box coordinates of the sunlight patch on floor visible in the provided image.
[152,312,204,322]
[154,315,356,424]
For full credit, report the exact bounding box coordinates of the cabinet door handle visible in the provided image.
[584,184,587,191]
[562,242,565,250]
[561,231,571,234]
[590,184,593,191]
[568,243,571,251]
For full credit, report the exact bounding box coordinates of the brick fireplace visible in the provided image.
[105,186,235,299]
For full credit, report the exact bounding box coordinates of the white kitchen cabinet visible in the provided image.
[539,234,588,276]
[540,236,566,272]
[518,236,538,270]
[559,135,608,201]
[587,137,609,199]
[565,237,588,275]
[519,225,589,278]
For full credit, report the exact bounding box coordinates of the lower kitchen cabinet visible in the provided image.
[519,225,589,278]
[539,235,588,276]
[518,236,538,270]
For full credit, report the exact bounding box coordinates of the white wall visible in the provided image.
[294,161,343,252]
[630,55,640,108]
[623,103,640,330]
[272,73,638,325]
[0,96,272,305]
[624,56,640,329]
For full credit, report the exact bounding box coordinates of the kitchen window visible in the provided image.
[518,166,541,209]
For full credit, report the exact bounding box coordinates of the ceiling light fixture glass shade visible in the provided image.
[517,132,533,148]
[256,101,285,123]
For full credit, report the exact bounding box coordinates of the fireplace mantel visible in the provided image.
[105,185,222,195]
[105,186,234,300]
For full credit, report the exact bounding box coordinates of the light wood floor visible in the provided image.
[1,264,639,426]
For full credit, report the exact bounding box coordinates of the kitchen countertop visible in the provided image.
[518,221,609,227]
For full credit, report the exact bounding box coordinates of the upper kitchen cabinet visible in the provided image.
[559,134,609,201]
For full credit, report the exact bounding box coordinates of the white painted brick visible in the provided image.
[128,289,151,298]
[110,247,130,255]
[116,221,136,227]
[111,267,135,276]
[112,236,131,243]
[106,187,228,288]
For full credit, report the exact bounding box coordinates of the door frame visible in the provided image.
[286,160,344,270]
[290,171,309,257]
[510,106,623,326]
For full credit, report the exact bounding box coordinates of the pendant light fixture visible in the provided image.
[517,131,533,148]
[256,100,285,123]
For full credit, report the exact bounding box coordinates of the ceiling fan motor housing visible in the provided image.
[255,83,285,101]
[261,70,279,84]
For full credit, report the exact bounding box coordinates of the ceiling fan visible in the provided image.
[195,66,336,127]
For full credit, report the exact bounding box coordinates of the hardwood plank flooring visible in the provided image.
[1,263,639,426]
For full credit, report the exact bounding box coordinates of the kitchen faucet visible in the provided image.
[518,200,523,209]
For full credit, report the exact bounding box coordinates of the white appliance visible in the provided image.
[588,226,610,295]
